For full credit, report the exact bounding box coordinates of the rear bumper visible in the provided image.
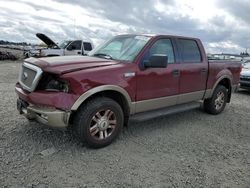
[17,98,70,128]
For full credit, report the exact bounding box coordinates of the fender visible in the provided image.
[204,75,232,99]
[71,85,135,113]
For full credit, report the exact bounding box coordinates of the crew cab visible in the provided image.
[25,33,94,57]
[15,34,241,148]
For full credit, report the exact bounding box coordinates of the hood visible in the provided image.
[25,56,120,75]
[36,33,59,48]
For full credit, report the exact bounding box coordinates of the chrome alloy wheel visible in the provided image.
[214,91,225,110]
[89,109,117,140]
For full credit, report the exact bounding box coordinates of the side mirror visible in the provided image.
[144,54,168,68]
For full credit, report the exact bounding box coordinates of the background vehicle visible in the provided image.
[239,61,250,90]
[15,34,241,148]
[26,33,94,57]
[23,45,44,58]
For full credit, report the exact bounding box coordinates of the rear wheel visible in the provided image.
[204,85,228,114]
[73,97,124,148]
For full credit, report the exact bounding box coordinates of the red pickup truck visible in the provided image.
[16,34,241,148]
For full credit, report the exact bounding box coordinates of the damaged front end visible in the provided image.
[15,61,77,128]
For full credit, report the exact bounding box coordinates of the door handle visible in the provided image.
[77,52,81,54]
[201,68,207,73]
[172,69,180,77]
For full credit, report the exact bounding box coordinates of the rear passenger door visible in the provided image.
[83,42,93,55]
[176,38,208,104]
[65,40,82,55]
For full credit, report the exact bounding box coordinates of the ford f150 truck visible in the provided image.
[16,34,241,148]
[25,33,94,57]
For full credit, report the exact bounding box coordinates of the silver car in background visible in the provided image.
[240,60,250,90]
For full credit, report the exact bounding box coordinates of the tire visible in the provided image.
[73,97,124,148]
[204,85,228,115]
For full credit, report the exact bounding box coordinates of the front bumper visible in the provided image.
[17,98,70,128]
[15,84,77,111]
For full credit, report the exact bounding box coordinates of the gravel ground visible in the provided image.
[0,61,249,188]
[0,47,24,60]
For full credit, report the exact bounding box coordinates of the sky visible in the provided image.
[0,0,249,54]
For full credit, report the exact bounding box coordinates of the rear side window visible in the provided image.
[83,42,93,51]
[178,39,201,63]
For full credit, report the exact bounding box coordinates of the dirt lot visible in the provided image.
[0,61,249,188]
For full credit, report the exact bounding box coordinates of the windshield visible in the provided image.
[89,35,151,62]
[59,40,72,49]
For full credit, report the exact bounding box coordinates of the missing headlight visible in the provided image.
[45,79,69,92]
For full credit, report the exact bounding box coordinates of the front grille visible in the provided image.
[21,66,37,88]
[19,62,43,92]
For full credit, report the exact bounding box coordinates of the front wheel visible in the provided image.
[73,97,124,148]
[204,85,228,115]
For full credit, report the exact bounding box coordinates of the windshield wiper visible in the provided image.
[93,53,113,60]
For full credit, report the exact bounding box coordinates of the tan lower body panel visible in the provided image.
[134,90,205,114]
[177,90,205,104]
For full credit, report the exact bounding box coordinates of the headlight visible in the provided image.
[45,79,69,92]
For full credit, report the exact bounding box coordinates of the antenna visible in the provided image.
[74,18,76,39]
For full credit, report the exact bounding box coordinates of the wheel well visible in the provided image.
[217,78,231,102]
[69,90,130,126]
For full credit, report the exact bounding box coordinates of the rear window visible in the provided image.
[83,42,93,51]
[178,39,202,63]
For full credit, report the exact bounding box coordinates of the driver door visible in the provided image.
[64,40,82,55]
[136,38,180,113]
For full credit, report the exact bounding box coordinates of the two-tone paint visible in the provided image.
[15,34,242,128]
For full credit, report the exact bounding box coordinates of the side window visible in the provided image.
[68,40,82,50]
[178,39,201,63]
[147,39,175,64]
[83,42,92,51]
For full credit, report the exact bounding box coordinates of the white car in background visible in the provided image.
[26,33,94,57]
[23,45,44,58]
[239,60,250,90]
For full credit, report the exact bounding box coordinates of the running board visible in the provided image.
[130,102,201,122]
